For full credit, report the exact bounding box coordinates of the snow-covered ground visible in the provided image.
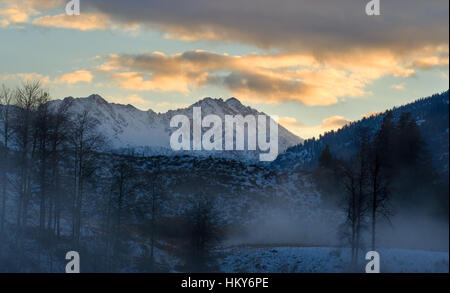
[218,246,449,273]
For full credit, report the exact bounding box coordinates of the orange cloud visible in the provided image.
[279,115,351,139]
[32,13,110,31]
[362,111,383,119]
[0,2,38,25]
[0,19,9,27]
[110,72,192,93]
[411,56,449,70]
[0,1,138,31]
[2,72,51,84]
[391,83,405,91]
[320,116,350,130]
[0,0,61,27]
[54,70,93,84]
[23,0,65,9]
[2,70,92,85]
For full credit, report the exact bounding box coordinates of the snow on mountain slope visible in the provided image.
[50,95,170,149]
[49,94,302,161]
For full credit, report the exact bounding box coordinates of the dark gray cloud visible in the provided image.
[215,71,307,101]
[84,0,449,53]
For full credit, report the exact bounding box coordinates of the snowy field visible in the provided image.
[218,246,449,273]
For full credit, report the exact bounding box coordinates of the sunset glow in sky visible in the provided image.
[0,0,448,138]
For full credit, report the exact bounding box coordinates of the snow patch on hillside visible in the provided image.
[218,246,449,273]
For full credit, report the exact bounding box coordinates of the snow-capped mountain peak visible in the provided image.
[49,95,302,161]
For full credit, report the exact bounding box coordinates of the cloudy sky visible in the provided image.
[0,0,448,138]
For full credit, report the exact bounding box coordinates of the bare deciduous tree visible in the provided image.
[68,110,105,247]
[12,81,49,230]
[47,99,73,237]
[0,85,13,233]
[340,128,370,267]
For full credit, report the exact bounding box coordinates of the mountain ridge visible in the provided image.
[272,90,449,176]
[48,94,302,161]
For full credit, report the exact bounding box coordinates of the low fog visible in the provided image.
[224,204,449,252]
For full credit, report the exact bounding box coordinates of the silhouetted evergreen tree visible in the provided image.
[369,112,395,251]
[391,112,435,209]
[319,145,333,169]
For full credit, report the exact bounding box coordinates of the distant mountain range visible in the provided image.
[272,91,450,177]
[48,95,301,161]
[2,91,448,168]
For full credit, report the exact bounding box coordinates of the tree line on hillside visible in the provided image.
[283,91,449,174]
